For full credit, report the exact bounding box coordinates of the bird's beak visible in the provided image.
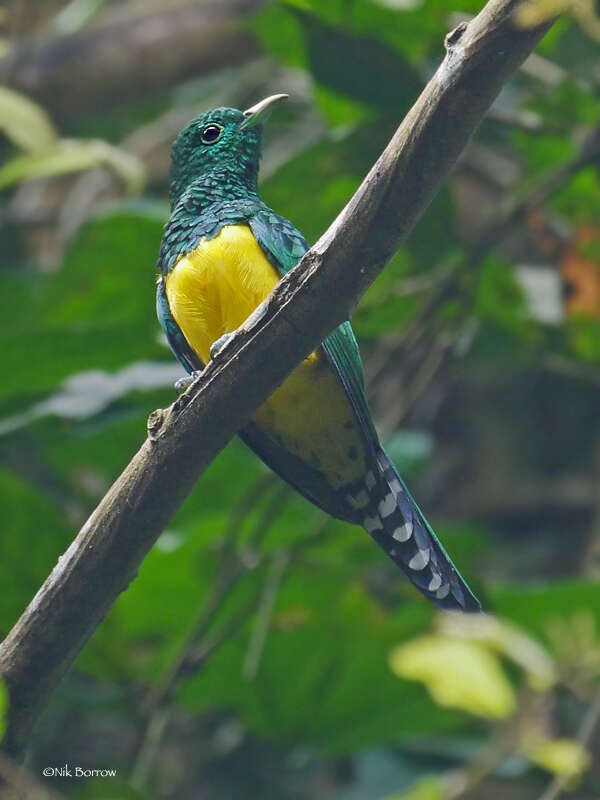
[239,94,289,130]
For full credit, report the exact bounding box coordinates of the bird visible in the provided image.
[156,94,480,612]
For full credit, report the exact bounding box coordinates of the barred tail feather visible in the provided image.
[349,447,480,612]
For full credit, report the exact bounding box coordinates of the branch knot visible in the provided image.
[445,21,468,49]
[147,408,167,441]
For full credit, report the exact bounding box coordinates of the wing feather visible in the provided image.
[248,210,377,450]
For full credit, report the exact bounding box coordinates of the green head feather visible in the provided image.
[169,95,288,207]
[169,107,262,206]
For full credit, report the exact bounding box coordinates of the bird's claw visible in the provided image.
[209,331,235,360]
[173,334,234,393]
[174,369,203,393]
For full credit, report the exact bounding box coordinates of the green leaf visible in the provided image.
[475,256,529,335]
[566,315,600,362]
[175,574,463,754]
[491,579,600,639]
[0,205,166,408]
[511,130,577,178]
[552,168,600,226]
[0,87,58,152]
[0,466,72,634]
[286,7,421,114]
[313,84,372,127]
[249,3,308,69]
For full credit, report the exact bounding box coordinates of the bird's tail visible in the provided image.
[348,447,480,612]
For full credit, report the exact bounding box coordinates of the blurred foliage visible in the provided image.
[389,610,598,796]
[0,88,145,191]
[1,0,600,799]
[0,87,58,151]
[390,633,518,719]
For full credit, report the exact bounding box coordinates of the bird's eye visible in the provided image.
[200,124,223,145]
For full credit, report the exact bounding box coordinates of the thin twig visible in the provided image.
[369,123,600,424]
[129,482,290,789]
[385,327,461,430]
[130,501,332,790]
[542,356,600,388]
[444,739,514,799]
[129,588,264,792]
[537,690,600,800]
[145,475,281,709]
[466,129,600,270]
[221,473,278,549]
[243,550,290,680]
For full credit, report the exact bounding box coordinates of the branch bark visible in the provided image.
[0,0,553,756]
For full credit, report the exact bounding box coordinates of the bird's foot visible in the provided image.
[173,333,234,393]
[174,370,203,393]
[209,332,235,360]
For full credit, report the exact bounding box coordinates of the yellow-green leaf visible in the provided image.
[0,87,58,152]
[0,676,7,741]
[0,139,145,193]
[523,737,590,778]
[383,776,445,800]
[438,613,556,690]
[389,635,516,719]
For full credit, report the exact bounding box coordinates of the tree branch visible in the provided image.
[0,0,553,757]
[0,0,260,124]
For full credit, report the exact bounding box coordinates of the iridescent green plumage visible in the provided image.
[157,99,480,612]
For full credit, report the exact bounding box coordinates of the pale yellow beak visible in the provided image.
[239,94,289,130]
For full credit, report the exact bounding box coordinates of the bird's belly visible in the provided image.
[164,224,365,486]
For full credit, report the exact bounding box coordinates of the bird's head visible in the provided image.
[169,94,288,206]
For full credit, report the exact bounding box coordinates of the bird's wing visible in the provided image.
[157,201,479,610]
[239,421,358,522]
[248,208,378,450]
[250,208,480,612]
[157,276,202,373]
[157,221,358,523]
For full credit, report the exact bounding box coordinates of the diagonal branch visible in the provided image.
[0,0,553,757]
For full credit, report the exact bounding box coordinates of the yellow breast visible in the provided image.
[165,224,364,486]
